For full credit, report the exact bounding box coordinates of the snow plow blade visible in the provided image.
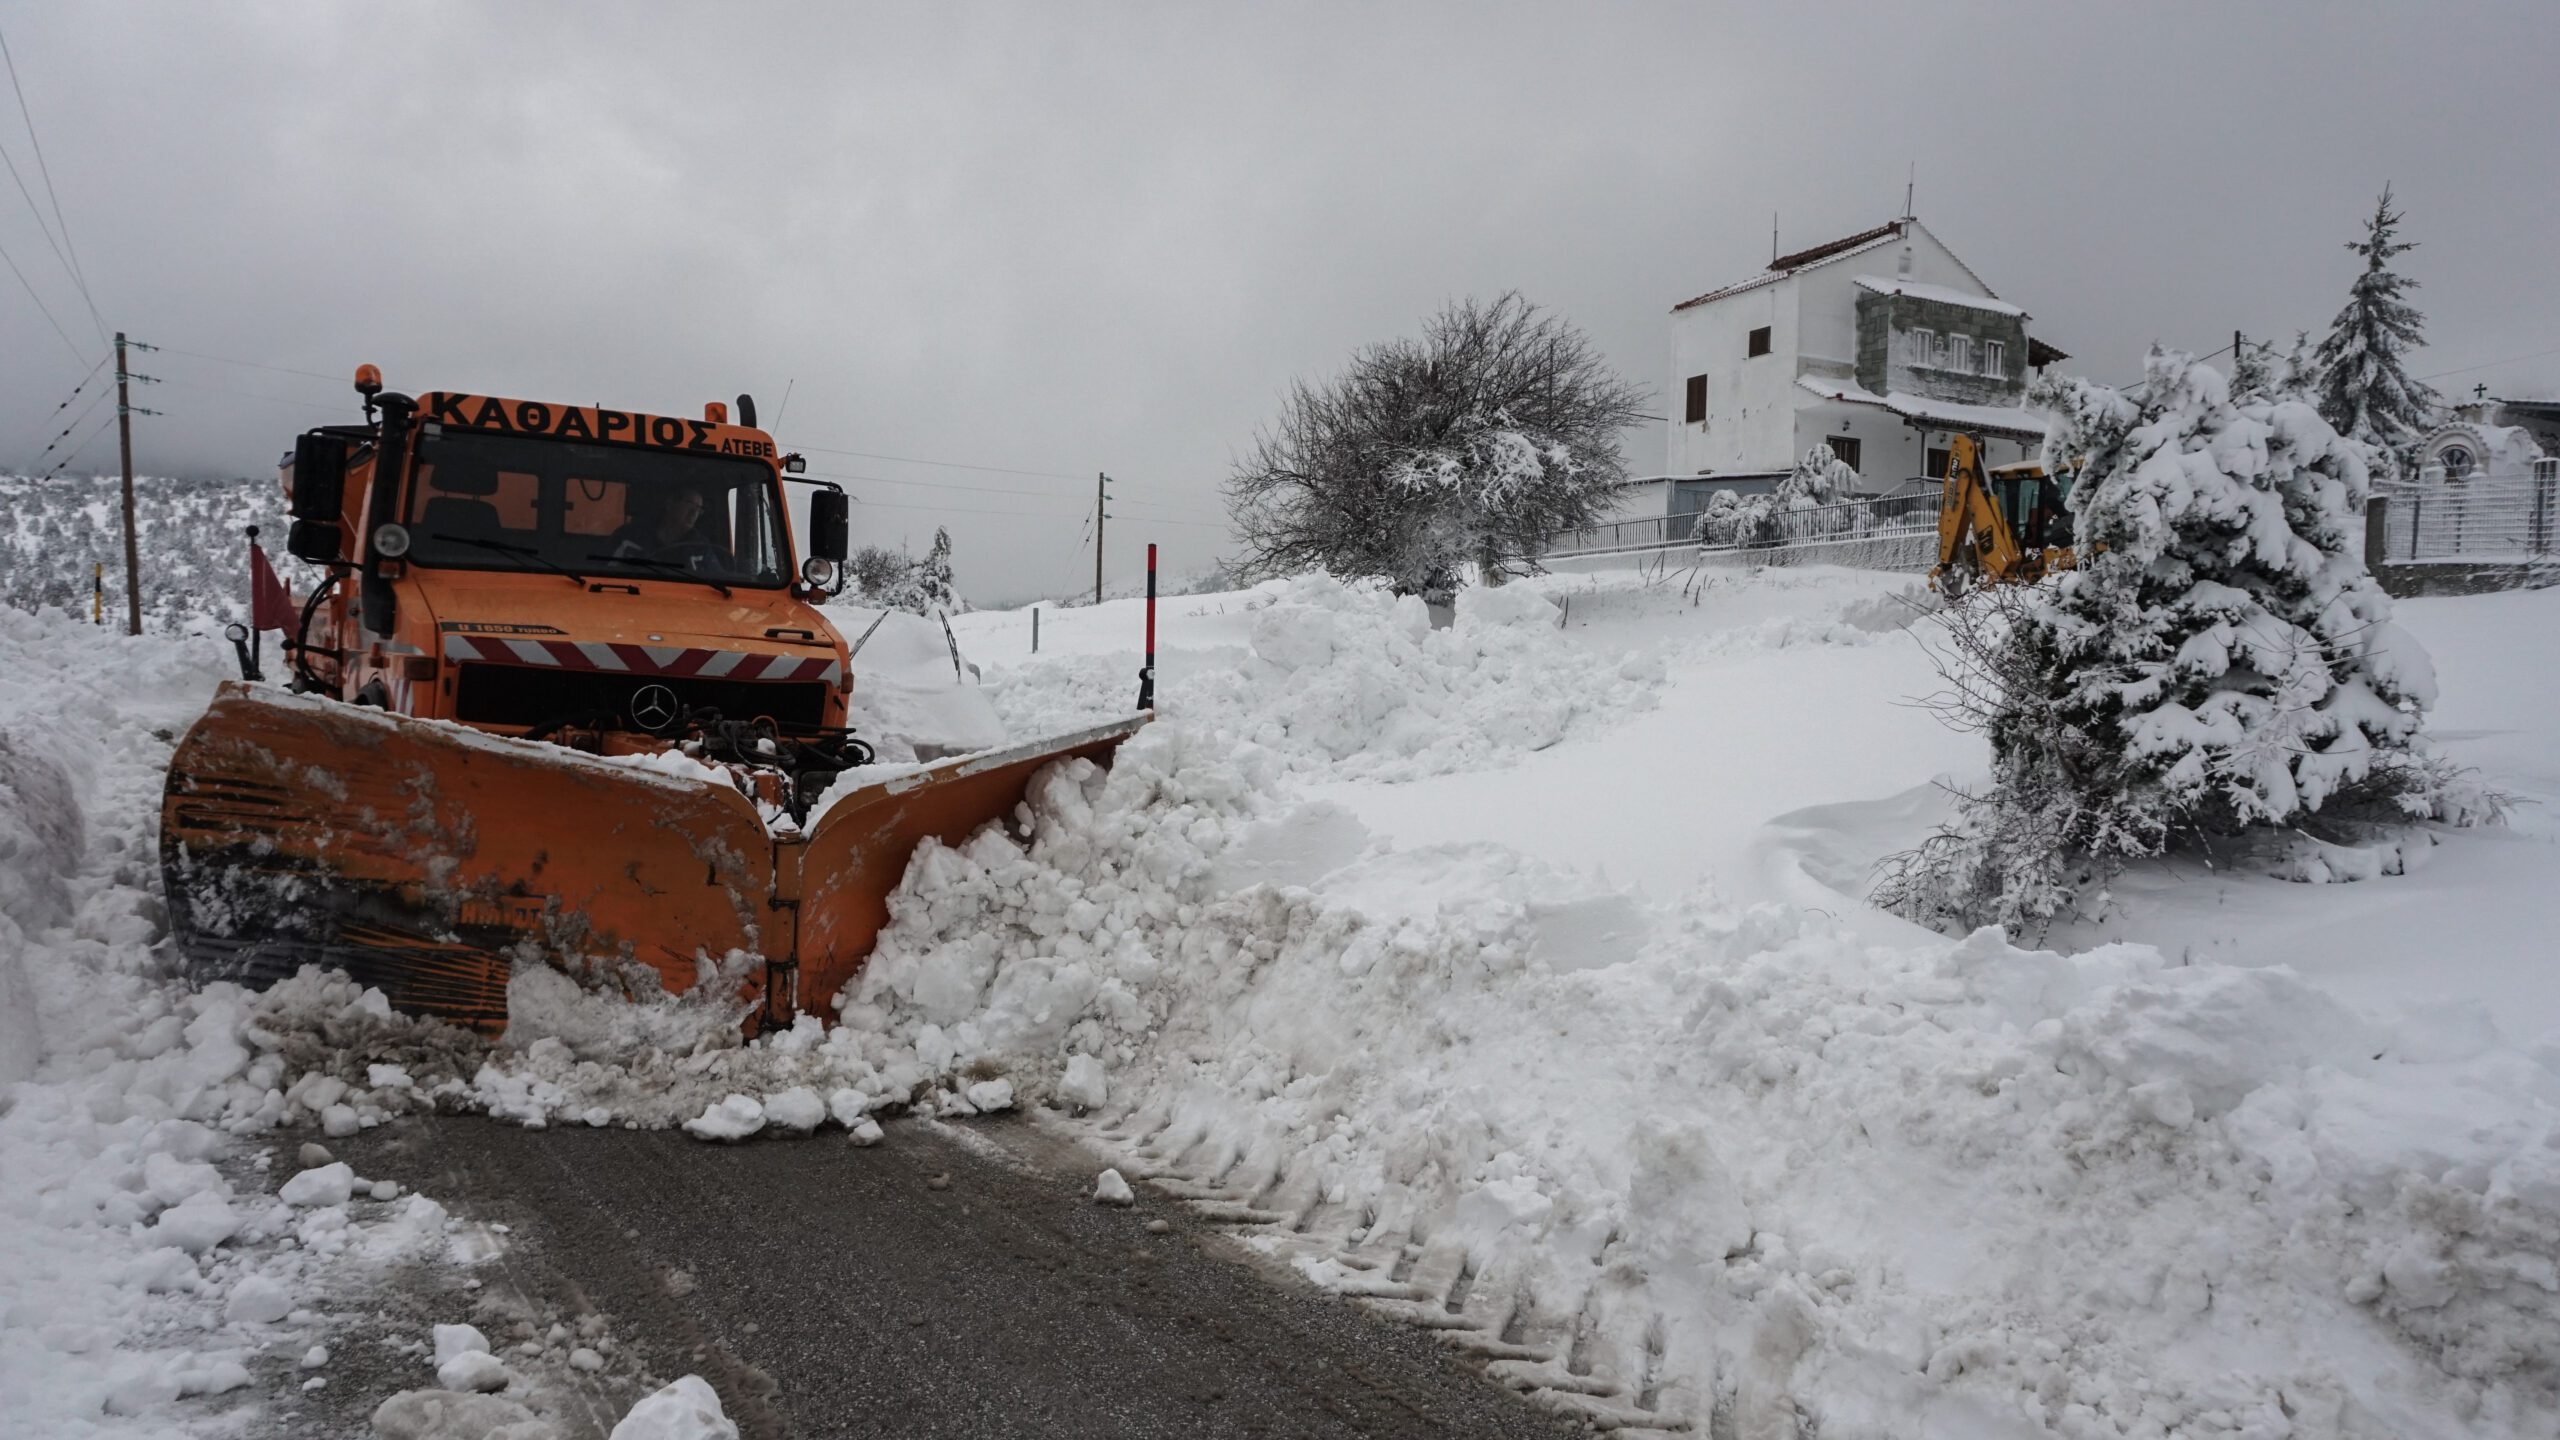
[789,715,1150,1018]
[161,683,774,1033]
[161,683,1148,1034]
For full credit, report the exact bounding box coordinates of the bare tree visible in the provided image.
[1224,293,1648,595]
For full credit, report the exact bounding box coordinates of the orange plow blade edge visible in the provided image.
[786,717,1147,1020]
[161,682,1147,1034]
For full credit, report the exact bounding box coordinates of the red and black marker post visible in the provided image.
[1137,542,1157,711]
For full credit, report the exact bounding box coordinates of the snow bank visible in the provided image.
[0,609,467,1436]
[981,574,1663,783]
[419,678,2558,1430]
[818,606,1007,763]
[13,557,2552,1436]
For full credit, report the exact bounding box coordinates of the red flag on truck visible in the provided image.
[250,539,296,631]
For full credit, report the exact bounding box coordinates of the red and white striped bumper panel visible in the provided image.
[439,635,842,686]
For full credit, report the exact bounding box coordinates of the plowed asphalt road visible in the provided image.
[287,1114,1592,1440]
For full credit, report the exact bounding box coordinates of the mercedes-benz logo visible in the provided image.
[629,683,682,734]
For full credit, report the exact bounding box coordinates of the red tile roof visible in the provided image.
[1672,220,1909,313]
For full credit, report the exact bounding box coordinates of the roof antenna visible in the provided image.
[1770,211,1779,266]
[1905,162,1916,221]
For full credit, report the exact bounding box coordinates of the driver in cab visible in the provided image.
[611,487,713,566]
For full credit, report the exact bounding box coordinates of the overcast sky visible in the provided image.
[6,3,2555,604]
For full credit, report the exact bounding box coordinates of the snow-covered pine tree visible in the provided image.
[917,527,955,611]
[2313,187,2440,466]
[2277,330,2321,403]
[1884,348,2460,932]
[2229,338,2275,403]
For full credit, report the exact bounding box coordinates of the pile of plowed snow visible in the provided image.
[976,574,1665,782]
[438,689,2555,1435]
[0,609,476,1436]
[14,565,2557,1437]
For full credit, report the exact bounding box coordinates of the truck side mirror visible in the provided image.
[290,433,349,520]
[809,488,849,562]
[286,517,342,564]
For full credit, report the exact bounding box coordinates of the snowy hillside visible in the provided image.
[0,473,284,634]
[3,559,2555,1436]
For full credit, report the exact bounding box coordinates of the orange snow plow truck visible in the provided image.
[161,367,1146,1035]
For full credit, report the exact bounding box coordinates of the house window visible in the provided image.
[1926,446,1951,479]
[1684,374,1709,424]
[1905,329,1932,364]
[1747,326,1771,358]
[1823,435,1862,472]
[1949,336,1974,374]
[1930,333,1948,368]
[1983,340,2006,375]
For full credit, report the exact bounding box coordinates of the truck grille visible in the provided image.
[453,662,828,731]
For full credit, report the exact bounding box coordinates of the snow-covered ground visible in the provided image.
[4,560,2555,1436]
[0,608,475,1437]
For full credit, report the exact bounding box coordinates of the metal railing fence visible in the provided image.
[2383,461,2559,562]
[1544,488,1941,561]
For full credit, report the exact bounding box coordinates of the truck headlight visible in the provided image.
[371,523,412,558]
[800,557,837,589]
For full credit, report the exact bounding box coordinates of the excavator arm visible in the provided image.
[1930,434,2022,594]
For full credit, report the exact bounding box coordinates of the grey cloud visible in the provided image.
[6,2,2554,603]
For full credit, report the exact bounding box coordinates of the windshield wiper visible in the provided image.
[584,553,732,598]
[430,533,587,586]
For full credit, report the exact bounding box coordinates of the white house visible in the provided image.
[1647,215,2065,511]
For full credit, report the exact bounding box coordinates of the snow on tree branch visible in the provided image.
[1883,348,2486,934]
[1223,292,1648,595]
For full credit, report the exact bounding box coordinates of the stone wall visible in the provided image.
[1855,290,2028,407]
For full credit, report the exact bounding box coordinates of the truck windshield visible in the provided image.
[404,429,788,588]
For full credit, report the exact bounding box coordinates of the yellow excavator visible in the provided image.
[1929,433,2077,594]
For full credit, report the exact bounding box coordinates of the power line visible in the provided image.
[147,344,347,385]
[0,228,89,363]
[36,407,116,481]
[807,464,1225,519]
[29,377,110,468]
[797,442,1087,483]
[2099,339,2236,391]
[847,492,1226,528]
[0,111,83,325]
[11,351,105,457]
[807,467,1083,502]
[152,372,353,415]
[2416,345,2560,384]
[1115,495,1228,520]
[0,20,105,345]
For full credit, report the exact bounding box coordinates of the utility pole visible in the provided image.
[116,330,141,636]
[1094,472,1112,607]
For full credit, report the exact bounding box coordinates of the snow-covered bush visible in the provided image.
[1883,349,2476,932]
[1783,444,1856,505]
[1691,488,1744,545]
[854,528,958,616]
[843,545,912,599]
[1224,292,1647,595]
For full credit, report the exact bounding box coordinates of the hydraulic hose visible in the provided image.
[290,571,345,693]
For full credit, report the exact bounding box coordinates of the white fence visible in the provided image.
[2382,461,2559,563]
[1545,491,1941,572]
